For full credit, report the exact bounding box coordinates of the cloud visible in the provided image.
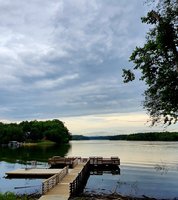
[33,73,79,89]
[53,0,148,63]
[1,0,172,134]
[60,112,178,135]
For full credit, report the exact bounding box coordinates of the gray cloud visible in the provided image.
[0,0,148,121]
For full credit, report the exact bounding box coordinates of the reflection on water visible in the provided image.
[0,161,44,194]
[0,143,71,163]
[90,166,120,175]
[68,141,178,199]
[68,140,178,166]
[85,164,178,199]
[0,140,178,199]
[154,162,168,175]
[0,144,71,194]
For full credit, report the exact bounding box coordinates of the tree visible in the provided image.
[123,0,178,125]
[0,119,71,144]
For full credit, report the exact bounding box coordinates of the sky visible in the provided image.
[0,0,177,135]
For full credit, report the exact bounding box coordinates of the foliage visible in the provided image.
[72,132,178,141]
[123,0,178,125]
[0,192,27,200]
[72,135,90,140]
[0,192,17,200]
[0,123,24,144]
[0,119,71,145]
[0,192,39,200]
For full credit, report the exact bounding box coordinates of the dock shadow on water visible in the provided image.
[83,164,178,200]
[84,167,121,195]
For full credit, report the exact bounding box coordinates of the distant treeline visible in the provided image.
[109,132,178,141]
[72,132,178,141]
[0,119,71,145]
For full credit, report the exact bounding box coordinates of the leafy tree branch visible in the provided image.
[123,0,178,125]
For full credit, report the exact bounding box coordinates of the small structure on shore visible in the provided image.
[8,141,21,148]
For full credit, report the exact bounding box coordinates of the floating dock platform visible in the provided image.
[6,168,63,178]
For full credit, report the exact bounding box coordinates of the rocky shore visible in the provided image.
[15,193,174,200]
[70,193,164,200]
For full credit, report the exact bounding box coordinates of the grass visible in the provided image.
[0,192,27,200]
[23,140,55,147]
[36,140,56,146]
[0,192,40,200]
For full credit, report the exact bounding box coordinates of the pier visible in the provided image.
[6,156,120,200]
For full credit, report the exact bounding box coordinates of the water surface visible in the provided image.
[68,141,178,199]
[0,140,178,199]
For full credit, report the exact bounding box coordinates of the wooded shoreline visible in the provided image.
[72,132,178,142]
[0,119,71,145]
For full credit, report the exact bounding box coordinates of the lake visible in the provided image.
[0,140,178,199]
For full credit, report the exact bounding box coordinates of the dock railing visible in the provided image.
[42,166,69,194]
[70,159,90,197]
[72,158,78,168]
[48,156,79,168]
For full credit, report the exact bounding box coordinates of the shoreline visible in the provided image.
[0,192,172,200]
[20,194,164,200]
[71,193,170,200]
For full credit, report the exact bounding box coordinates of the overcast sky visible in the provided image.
[0,0,177,135]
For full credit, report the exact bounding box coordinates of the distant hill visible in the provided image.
[72,135,90,140]
[72,132,178,141]
[72,135,109,140]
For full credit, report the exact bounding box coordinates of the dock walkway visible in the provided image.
[39,162,88,200]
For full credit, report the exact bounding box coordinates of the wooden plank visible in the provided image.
[39,195,68,200]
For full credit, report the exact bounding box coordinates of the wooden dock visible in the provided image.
[42,156,120,199]
[6,157,120,200]
[49,156,120,168]
[39,160,90,200]
[6,168,64,178]
[48,157,79,168]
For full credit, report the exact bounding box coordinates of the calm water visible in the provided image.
[69,141,178,199]
[0,140,178,199]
